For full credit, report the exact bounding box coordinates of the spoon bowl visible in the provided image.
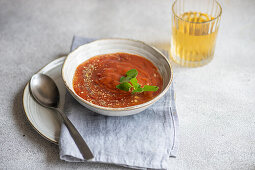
[30,74,59,108]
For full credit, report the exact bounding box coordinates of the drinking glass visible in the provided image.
[170,0,222,67]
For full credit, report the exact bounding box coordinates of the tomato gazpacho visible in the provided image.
[73,53,163,108]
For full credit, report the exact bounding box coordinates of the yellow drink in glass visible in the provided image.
[170,0,222,67]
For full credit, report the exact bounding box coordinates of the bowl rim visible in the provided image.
[62,38,173,111]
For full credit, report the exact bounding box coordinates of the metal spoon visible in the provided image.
[29,73,94,160]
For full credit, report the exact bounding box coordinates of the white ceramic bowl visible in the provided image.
[62,39,173,116]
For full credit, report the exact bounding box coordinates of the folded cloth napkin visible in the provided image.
[59,36,179,170]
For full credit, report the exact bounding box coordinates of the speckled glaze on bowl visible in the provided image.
[62,39,173,116]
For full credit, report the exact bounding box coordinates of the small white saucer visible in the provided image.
[23,57,67,144]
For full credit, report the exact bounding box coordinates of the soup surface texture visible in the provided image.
[73,53,163,108]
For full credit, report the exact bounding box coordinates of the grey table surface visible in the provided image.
[0,0,255,169]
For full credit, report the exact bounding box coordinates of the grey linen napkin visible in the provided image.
[59,36,179,170]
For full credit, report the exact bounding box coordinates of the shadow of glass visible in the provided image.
[150,41,191,74]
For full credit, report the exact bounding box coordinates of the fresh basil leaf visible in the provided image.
[120,76,125,82]
[130,78,139,89]
[143,85,159,92]
[120,76,131,83]
[117,69,159,93]
[116,82,132,92]
[126,69,138,79]
[132,86,143,93]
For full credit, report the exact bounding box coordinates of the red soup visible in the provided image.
[73,53,163,108]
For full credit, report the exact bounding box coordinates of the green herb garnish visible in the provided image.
[116,69,159,93]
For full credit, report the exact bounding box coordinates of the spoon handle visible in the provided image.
[55,108,94,160]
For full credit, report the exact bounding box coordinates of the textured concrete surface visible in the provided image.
[0,0,255,169]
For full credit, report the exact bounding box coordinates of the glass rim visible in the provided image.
[172,0,222,24]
